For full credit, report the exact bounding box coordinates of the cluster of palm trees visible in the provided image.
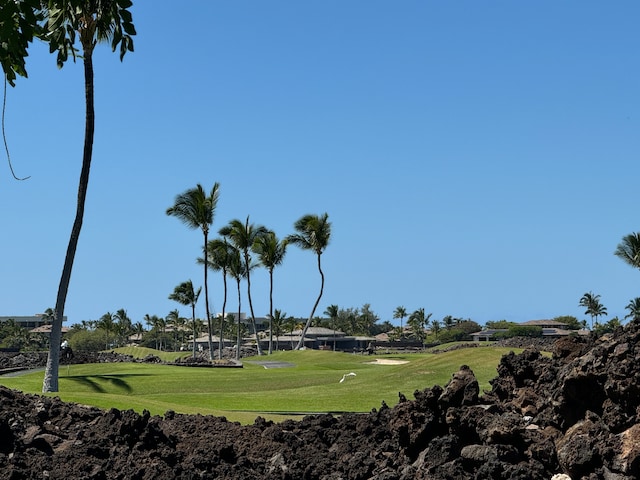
[576,232,640,330]
[166,183,331,359]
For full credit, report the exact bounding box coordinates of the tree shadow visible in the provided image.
[64,374,150,393]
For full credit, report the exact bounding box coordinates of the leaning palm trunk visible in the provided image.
[43,48,95,393]
[295,253,324,350]
[203,233,214,360]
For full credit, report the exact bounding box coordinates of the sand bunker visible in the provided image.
[366,358,409,365]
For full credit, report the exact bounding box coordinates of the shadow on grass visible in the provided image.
[64,374,151,393]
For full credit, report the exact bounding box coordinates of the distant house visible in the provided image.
[470,319,589,342]
[0,315,67,329]
[272,327,376,352]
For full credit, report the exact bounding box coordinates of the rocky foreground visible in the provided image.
[2,323,640,479]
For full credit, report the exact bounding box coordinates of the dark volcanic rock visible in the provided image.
[3,323,640,478]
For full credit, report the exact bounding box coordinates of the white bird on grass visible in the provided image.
[340,372,357,383]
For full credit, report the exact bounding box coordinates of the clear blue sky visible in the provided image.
[2,2,639,328]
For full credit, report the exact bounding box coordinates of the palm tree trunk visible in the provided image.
[268,269,273,355]
[218,272,227,360]
[191,304,197,358]
[246,260,262,355]
[43,50,95,393]
[203,231,213,360]
[296,253,324,350]
[236,280,241,361]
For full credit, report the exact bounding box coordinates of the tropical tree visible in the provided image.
[270,309,287,351]
[579,292,607,329]
[253,230,288,354]
[431,318,441,339]
[393,306,407,338]
[625,297,640,322]
[226,247,246,361]
[97,312,115,349]
[43,0,136,393]
[113,308,132,347]
[219,216,267,355]
[615,232,640,272]
[286,213,331,350]
[407,308,432,347]
[201,238,235,358]
[0,0,44,86]
[168,280,201,358]
[166,182,220,360]
[324,304,339,351]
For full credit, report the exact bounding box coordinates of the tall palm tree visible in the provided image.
[167,182,220,360]
[324,304,339,351]
[201,238,234,359]
[42,0,136,393]
[579,292,607,329]
[615,232,640,272]
[625,297,640,322]
[253,230,288,354]
[286,213,331,350]
[393,306,407,338]
[226,247,246,361]
[169,280,201,358]
[219,216,267,355]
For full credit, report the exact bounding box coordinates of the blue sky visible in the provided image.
[2,1,640,328]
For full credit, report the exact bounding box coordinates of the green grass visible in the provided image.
[0,346,521,424]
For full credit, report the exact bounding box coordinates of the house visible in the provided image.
[470,319,589,341]
[272,327,376,352]
[0,314,67,329]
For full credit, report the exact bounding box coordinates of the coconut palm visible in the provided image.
[226,247,246,361]
[407,308,432,348]
[167,182,220,360]
[253,230,288,354]
[615,232,640,272]
[219,217,267,355]
[113,308,132,347]
[324,304,339,351]
[97,312,115,350]
[286,213,331,350]
[169,280,201,358]
[625,297,640,322]
[42,0,136,393]
[201,238,235,359]
[579,292,607,329]
[271,309,287,351]
[393,306,407,338]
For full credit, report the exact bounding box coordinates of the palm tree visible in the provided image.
[393,306,407,339]
[201,238,234,359]
[253,230,288,354]
[271,309,287,351]
[625,297,640,322]
[579,292,607,329]
[615,232,640,272]
[167,182,220,360]
[324,304,339,351]
[408,308,432,348]
[169,280,201,358]
[219,217,267,355]
[113,308,131,347]
[226,247,246,361]
[97,312,115,350]
[42,0,136,393]
[286,213,331,350]
[431,319,441,339]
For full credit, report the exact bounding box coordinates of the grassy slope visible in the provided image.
[0,346,520,424]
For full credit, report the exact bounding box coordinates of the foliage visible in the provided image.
[579,292,607,329]
[614,232,640,271]
[553,315,582,330]
[485,320,517,329]
[67,329,105,352]
[0,0,44,85]
[493,325,543,339]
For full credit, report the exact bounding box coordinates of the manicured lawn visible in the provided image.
[0,346,520,424]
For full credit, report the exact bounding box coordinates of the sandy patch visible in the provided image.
[366,359,409,365]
